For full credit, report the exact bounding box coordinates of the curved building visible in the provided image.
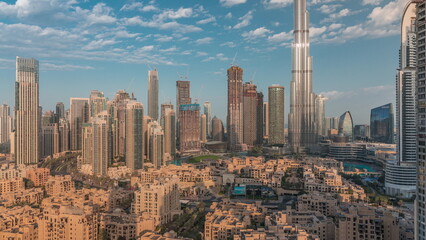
[338,111,353,142]
[370,103,394,144]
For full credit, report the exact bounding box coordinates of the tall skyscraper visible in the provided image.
[89,90,107,117]
[15,57,40,165]
[176,80,191,147]
[55,102,65,119]
[0,104,12,145]
[161,103,174,126]
[288,0,317,152]
[338,111,354,142]
[70,98,89,150]
[148,69,159,120]
[353,124,370,140]
[111,90,130,157]
[148,121,164,169]
[143,116,153,161]
[125,101,144,171]
[58,118,69,152]
[41,111,59,157]
[163,107,176,160]
[227,66,244,151]
[256,92,264,145]
[243,82,258,148]
[315,95,327,137]
[212,116,224,142]
[89,111,111,176]
[179,104,201,154]
[268,85,285,145]
[203,102,212,138]
[417,1,426,238]
[386,2,417,199]
[263,102,269,140]
[201,114,207,143]
[370,103,394,144]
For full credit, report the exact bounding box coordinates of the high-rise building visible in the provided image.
[91,111,111,176]
[15,57,40,165]
[212,116,224,142]
[256,92,264,145]
[70,98,89,150]
[125,101,144,171]
[41,111,59,157]
[176,80,191,147]
[201,114,207,143]
[55,102,65,119]
[338,111,354,142]
[58,118,69,152]
[417,1,426,238]
[148,121,164,169]
[268,85,285,145]
[243,82,258,148]
[263,102,269,140]
[288,0,318,152]
[148,69,159,120]
[353,124,370,140]
[386,2,417,199]
[143,116,153,161]
[227,66,244,151]
[111,90,131,157]
[163,107,176,160]
[315,95,327,137]
[89,90,107,117]
[0,104,12,145]
[204,102,212,138]
[370,103,394,144]
[160,103,173,127]
[179,104,201,154]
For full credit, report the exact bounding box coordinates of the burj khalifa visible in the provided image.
[288,0,318,152]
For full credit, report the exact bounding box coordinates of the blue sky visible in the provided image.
[0,0,406,124]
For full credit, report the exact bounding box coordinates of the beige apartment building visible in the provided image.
[45,175,75,196]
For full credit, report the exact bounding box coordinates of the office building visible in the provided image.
[163,107,176,160]
[58,118,69,152]
[148,121,164,169]
[212,116,224,142]
[201,114,207,143]
[125,101,144,171]
[89,90,106,117]
[227,66,244,151]
[263,102,269,140]
[338,111,354,142]
[268,85,285,145]
[370,103,394,144]
[15,57,40,165]
[70,98,89,150]
[0,104,12,145]
[315,95,327,137]
[243,82,258,148]
[176,80,191,146]
[256,92,264,145]
[386,2,417,198]
[41,112,59,158]
[204,102,212,138]
[179,104,201,154]
[288,0,318,152]
[148,69,159,120]
[353,124,370,140]
[55,102,65,119]
[111,90,131,157]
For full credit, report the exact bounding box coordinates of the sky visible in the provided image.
[0,0,407,124]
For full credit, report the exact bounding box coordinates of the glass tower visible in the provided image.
[370,103,394,144]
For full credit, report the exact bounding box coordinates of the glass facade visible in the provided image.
[370,103,394,144]
[338,111,353,142]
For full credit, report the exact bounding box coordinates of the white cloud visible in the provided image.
[155,7,193,21]
[197,16,216,25]
[197,51,208,56]
[242,27,272,40]
[362,0,382,5]
[318,4,341,14]
[225,12,233,19]
[120,2,143,11]
[123,16,202,33]
[202,53,230,62]
[82,39,119,50]
[263,0,292,9]
[368,0,406,27]
[195,37,213,45]
[220,0,247,7]
[41,63,94,71]
[328,23,343,30]
[114,30,139,38]
[159,47,178,53]
[155,35,173,42]
[310,26,327,38]
[233,10,254,29]
[268,31,292,42]
[221,41,237,47]
[141,5,158,12]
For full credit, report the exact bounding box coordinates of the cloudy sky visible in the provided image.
[0,0,406,124]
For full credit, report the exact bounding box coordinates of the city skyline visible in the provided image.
[0,0,404,124]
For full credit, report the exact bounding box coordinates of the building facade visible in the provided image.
[0,104,12,145]
[370,103,394,144]
[179,104,201,154]
[268,85,285,145]
[338,111,354,142]
[227,66,244,152]
[70,98,89,150]
[125,101,144,171]
[243,82,258,148]
[148,69,159,120]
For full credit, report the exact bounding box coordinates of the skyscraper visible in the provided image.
[0,104,12,145]
[41,111,59,157]
[385,2,417,199]
[201,114,207,143]
[58,118,69,152]
[263,102,269,140]
[370,103,394,144]
[353,124,370,140]
[288,0,317,152]
[70,98,89,150]
[55,102,65,119]
[125,101,144,171]
[268,85,285,145]
[91,111,111,176]
[212,116,224,142]
[163,107,176,160]
[315,95,327,137]
[179,104,201,154]
[15,57,40,165]
[417,1,426,238]
[256,92,264,145]
[111,90,130,157]
[89,90,106,117]
[227,66,244,151]
[338,111,354,142]
[203,102,212,138]
[176,80,191,147]
[148,69,159,120]
[243,82,258,148]
[148,121,164,169]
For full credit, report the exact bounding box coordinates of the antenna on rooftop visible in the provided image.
[231,51,238,66]
[251,71,256,84]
